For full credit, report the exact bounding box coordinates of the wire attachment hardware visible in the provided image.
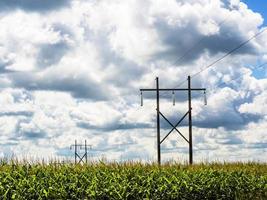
[140,91,143,106]
[172,90,175,106]
[203,90,207,105]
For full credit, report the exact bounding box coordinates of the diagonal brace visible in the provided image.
[76,153,85,164]
[160,111,189,144]
[159,111,189,144]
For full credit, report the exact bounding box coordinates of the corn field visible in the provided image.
[0,161,266,199]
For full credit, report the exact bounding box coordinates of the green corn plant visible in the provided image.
[0,160,266,199]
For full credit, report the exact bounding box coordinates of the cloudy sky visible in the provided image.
[0,0,266,163]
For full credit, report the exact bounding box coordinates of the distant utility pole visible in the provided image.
[70,140,92,164]
[140,76,206,165]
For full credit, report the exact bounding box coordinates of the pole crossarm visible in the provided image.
[70,144,86,148]
[140,88,206,92]
[159,111,189,144]
[160,110,189,144]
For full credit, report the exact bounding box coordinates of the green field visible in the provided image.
[0,161,266,199]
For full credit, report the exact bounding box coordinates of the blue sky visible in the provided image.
[242,0,267,79]
[242,0,267,26]
[0,0,266,163]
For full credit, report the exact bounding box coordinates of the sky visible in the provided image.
[241,0,267,26]
[0,0,266,163]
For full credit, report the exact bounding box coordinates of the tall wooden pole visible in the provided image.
[156,77,161,165]
[75,140,77,164]
[188,76,193,165]
[85,140,88,164]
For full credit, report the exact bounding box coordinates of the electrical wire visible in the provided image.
[160,27,267,98]
[216,62,267,88]
[172,18,229,66]
[158,17,231,99]
[203,62,267,100]
[191,28,267,79]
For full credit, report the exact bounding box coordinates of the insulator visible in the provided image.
[172,90,175,106]
[204,90,207,105]
[140,91,143,106]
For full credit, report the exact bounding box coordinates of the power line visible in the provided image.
[158,17,231,99]
[191,28,267,79]
[163,28,267,96]
[156,14,233,97]
[202,62,267,102]
[172,18,229,66]
[216,62,267,88]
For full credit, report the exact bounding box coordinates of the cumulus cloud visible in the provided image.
[239,91,267,115]
[36,42,70,68]
[10,70,110,100]
[0,0,266,162]
[0,0,71,13]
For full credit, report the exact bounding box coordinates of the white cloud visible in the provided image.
[239,91,267,115]
[0,0,266,163]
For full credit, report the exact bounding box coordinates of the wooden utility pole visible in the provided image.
[156,77,161,165]
[188,76,193,164]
